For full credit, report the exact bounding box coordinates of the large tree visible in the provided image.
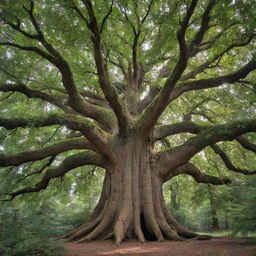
[0,0,256,244]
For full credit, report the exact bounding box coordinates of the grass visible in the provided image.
[199,230,256,239]
[199,230,232,237]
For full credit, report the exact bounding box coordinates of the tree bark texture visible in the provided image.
[62,138,198,244]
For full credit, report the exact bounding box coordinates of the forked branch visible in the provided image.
[182,32,256,81]
[211,144,256,175]
[1,1,103,119]
[0,83,69,112]
[189,0,216,52]
[138,0,198,135]
[169,60,256,102]
[159,118,256,177]
[0,114,110,155]
[81,0,130,133]
[0,81,115,131]
[3,151,106,201]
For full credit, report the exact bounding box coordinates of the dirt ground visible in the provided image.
[63,237,256,256]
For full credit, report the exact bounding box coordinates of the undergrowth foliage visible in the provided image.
[0,200,90,256]
[229,177,256,237]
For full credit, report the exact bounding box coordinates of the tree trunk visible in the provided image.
[208,186,220,231]
[63,138,199,244]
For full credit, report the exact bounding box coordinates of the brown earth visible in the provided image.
[63,237,256,256]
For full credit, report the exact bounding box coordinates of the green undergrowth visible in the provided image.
[0,200,90,256]
[199,230,232,237]
[199,230,256,239]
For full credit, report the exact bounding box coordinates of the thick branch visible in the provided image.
[0,83,69,112]
[153,121,206,141]
[0,82,115,131]
[1,2,98,118]
[138,0,198,135]
[170,60,256,102]
[5,151,107,200]
[0,138,94,167]
[0,115,65,130]
[0,114,110,155]
[163,163,231,185]
[159,118,256,177]
[82,0,130,133]
[211,145,256,175]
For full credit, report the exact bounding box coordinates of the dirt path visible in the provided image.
[63,237,256,256]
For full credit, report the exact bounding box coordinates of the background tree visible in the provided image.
[0,0,256,244]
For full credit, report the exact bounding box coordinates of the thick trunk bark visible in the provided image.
[63,139,200,244]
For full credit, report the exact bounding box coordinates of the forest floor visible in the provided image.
[63,237,256,256]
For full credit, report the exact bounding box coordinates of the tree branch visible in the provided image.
[130,0,153,87]
[0,114,110,155]
[138,0,198,136]
[81,0,130,133]
[236,136,256,153]
[211,144,256,175]
[182,32,256,81]
[100,0,114,33]
[169,60,256,102]
[153,121,206,141]
[0,115,65,130]
[0,137,94,167]
[0,41,56,62]
[0,80,115,131]
[0,83,69,112]
[158,118,256,177]
[4,151,107,200]
[189,0,216,52]
[1,1,95,118]
[163,163,231,185]
[190,22,240,57]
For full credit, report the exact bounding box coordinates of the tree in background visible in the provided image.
[0,0,256,244]
[208,186,220,231]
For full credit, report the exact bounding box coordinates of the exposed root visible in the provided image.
[134,214,146,242]
[196,235,212,240]
[78,198,118,242]
[114,160,133,245]
[153,176,183,241]
[102,232,114,240]
[70,216,102,240]
[143,204,164,241]
[159,184,198,239]
[141,152,164,242]
[163,206,198,239]
[58,222,90,240]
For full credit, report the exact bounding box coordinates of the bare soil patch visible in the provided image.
[63,237,256,256]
